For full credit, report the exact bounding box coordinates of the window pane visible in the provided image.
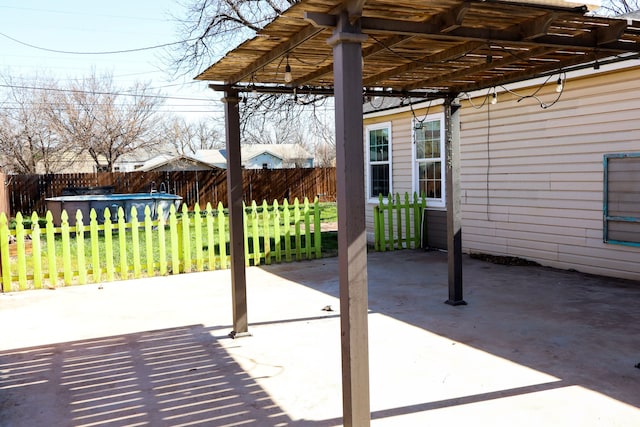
[415,120,440,159]
[417,161,442,199]
[370,164,389,197]
[369,128,389,162]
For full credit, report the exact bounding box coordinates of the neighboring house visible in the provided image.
[240,144,314,169]
[136,153,222,172]
[193,144,314,170]
[194,149,229,169]
[363,61,640,281]
[35,149,109,174]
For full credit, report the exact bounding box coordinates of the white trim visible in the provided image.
[365,121,392,203]
[412,113,446,208]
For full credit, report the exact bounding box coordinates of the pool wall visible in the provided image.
[45,193,183,226]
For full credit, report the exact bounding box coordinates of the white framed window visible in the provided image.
[366,122,392,201]
[413,113,445,208]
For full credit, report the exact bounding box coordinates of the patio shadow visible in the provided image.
[0,325,293,426]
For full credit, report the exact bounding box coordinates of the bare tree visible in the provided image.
[49,73,165,171]
[170,0,336,163]
[595,0,640,16]
[162,115,224,154]
[0,75,64,173]
[172,0,296,77]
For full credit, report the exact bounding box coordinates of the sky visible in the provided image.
[0,0,224,120]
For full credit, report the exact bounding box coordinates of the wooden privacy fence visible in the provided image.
[0,198,322,292]
[373,192,426,251]
[6,168,336,217]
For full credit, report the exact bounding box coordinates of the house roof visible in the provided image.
[195,0,640,98]
[194,149,229,168]
[241,144,314,161]
[138,153,221,172]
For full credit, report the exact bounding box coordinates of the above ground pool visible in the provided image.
[45,193,183,226]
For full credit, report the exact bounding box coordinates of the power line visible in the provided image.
[0,83,216,102]
[0,31,199,55]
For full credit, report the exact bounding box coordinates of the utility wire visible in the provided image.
[0,83,215,102]
[0,31,199,55]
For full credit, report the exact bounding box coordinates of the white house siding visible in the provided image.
[460,66,640,280]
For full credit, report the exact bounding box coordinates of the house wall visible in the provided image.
[363,107,448,249]
[244,153,283,169]
[460,66,640,280]
[364,65,640,280]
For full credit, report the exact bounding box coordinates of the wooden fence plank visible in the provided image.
[131,207,142,278]
[194,204,204,272]
[158,206,167,276]
[75,211,87,285]
[61,211,72,286]
[144,206,154,275]
[373,192,426,252]
[0,214,9,291]
[31,212,43,289]
[90,210,100,283]
[181,204,192,273]
[1,197,328,291]
[15,212,27,290]
[169,204,179,274]
[118,208,128,278]
[105,210,115,282]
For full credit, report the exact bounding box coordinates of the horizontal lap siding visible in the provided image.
[460,67,640,280]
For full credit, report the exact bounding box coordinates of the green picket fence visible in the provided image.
[0,197,322,292]
[373,192,426,251]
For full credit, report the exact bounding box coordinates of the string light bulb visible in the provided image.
[284,56,292,83]
[556,76,563,93]
[491,91,497,105]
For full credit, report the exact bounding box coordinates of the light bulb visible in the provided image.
[491,92,497,105]
[556,77,563,93]
[284,64,292,83]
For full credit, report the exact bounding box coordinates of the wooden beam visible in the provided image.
[435,1,470,33]
[520,12,556,40]
[450,51,602,93]
[329,10,371,427]
[360,16,638,53]
[220,88,249,336]
[595,20,628,46]
[444,97,466,307]
[363,41,484,87]
[295,34,409,87]
[226,25,325,84]
[401,45,556,91]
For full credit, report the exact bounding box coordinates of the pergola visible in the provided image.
[195,1,640,425]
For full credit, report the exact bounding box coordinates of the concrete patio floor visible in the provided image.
[1,250,639,426]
